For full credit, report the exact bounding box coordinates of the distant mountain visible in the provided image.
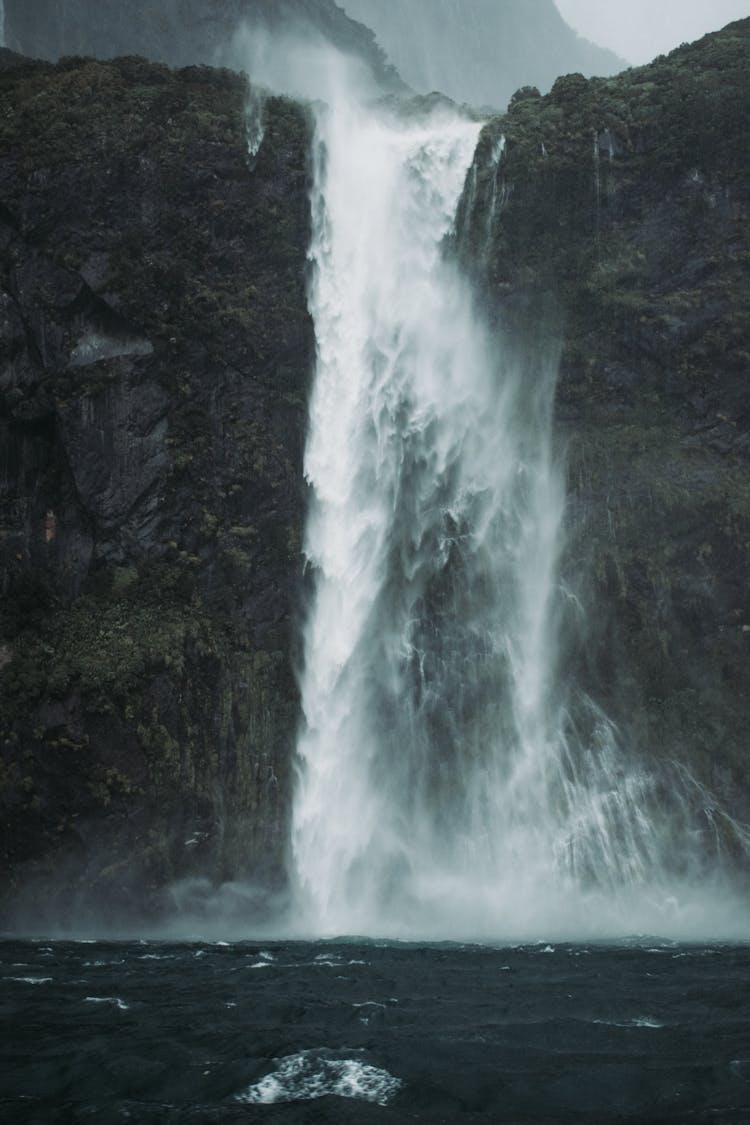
[5,0,624,109]
[342,0,627,107]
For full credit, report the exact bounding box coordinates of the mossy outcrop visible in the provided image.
[457,20,750,824]
[0,51,313,926]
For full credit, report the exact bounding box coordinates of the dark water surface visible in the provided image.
[2,938,750,1123]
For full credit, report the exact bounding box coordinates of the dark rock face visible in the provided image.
[457,21,750,828]
[0,52,313,926]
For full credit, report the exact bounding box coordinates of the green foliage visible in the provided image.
[508,86,541,109]
[0,49,311,889]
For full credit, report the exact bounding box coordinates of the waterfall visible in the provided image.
[225,31,750,941]
[290,84,716,940]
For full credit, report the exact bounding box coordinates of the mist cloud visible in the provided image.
[555,0,749,64]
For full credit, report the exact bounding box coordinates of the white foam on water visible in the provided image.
[312,953,344,967]
[235,1050,403,1106]
[247,949,276,968]
[7,976,52,984]
[593,1016,664,1030]
[84,996,129,1010]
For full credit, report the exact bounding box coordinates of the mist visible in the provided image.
[217,16,750,947]
[3,5,750,1119]
[341,0,624,108]
[2,0,749,949]
[555,0,750,64]
[227,20,380,106]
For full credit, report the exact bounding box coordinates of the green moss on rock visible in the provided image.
[0,52,313,924]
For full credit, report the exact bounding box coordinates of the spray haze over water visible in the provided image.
[223,28,750,943]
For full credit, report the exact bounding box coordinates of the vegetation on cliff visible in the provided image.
[0,51,312,923]
[458,19,750,824]
[2,15,750,924]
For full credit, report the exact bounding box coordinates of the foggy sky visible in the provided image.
[555,0,749,64]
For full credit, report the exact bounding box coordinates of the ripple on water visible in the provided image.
[7,976,53,984]
[83,996,129,1011]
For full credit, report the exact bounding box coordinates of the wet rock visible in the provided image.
[458,20,750,829]
[0,53,313,924]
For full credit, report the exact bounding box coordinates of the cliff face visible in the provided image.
[458,20,750,825]
[0,52,312,926]
[2,18,750,927]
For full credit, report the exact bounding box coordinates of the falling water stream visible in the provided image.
[289,85,727,941]
[218,31,750,941]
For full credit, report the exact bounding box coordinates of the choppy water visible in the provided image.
[3,938,750,1122]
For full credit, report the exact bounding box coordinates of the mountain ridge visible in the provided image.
[342,0,626,108]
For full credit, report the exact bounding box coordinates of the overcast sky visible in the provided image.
[554,0,749,64]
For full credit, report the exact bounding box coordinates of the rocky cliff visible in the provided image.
[2,18,750,928]
[0,51,312,927]
[457,19,750,833]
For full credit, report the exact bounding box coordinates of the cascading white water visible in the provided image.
[291,84,725,940]
[226,32,750,941]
